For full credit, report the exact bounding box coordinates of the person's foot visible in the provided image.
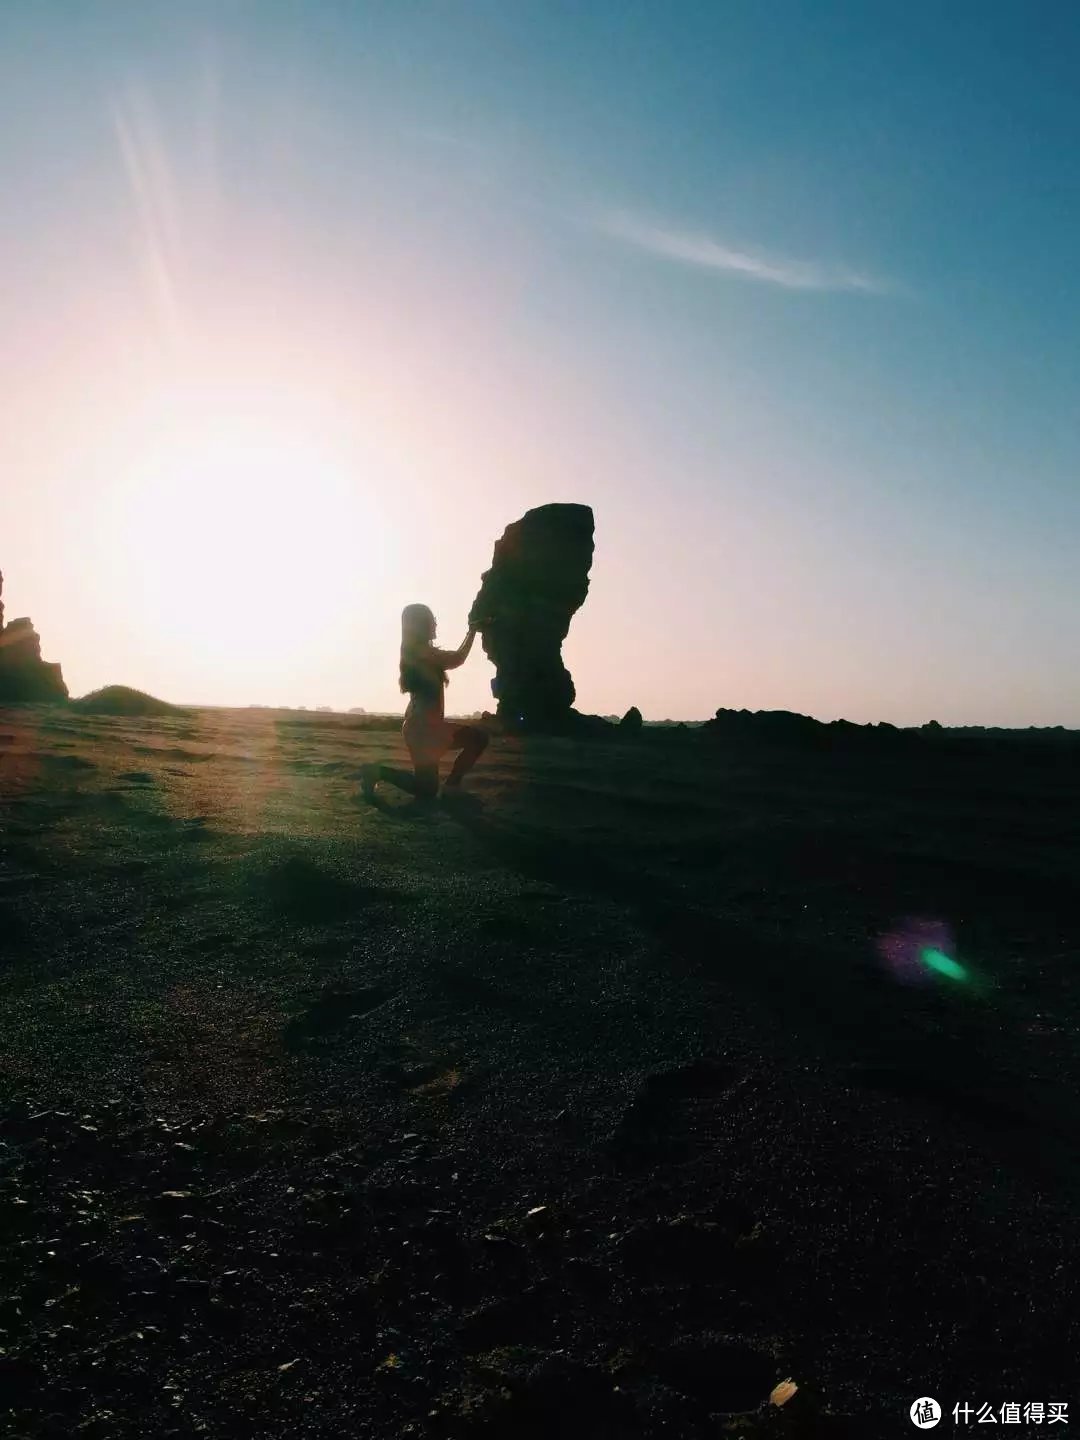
[360,763,379,800]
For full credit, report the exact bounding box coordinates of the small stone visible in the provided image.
[771,1378,798,1407]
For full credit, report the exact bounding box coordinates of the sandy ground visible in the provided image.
[1,705,1078,1438]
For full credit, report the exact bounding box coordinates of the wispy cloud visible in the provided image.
[112,86,185,337]
[111,54,224,346]
[594,210,887,294]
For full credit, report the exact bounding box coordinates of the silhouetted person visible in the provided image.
[362,603,489,803]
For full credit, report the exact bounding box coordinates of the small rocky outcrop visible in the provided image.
[470,504,595,733]
[702,707,940,751]
[619,706,643,734]
[0,581,68,703]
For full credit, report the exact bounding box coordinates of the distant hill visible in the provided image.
[72,686,185,717]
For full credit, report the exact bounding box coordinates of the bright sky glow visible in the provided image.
[3,2,1078,721]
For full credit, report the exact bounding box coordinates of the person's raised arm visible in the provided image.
[431,625,477,670]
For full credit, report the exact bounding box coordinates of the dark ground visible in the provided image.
[1,706,1078,1437]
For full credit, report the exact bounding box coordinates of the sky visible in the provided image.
[3,0,1079,725]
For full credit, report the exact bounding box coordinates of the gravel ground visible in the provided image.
[2,706,1078,1437]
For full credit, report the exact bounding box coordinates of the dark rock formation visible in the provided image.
[703,707,827,746]
[703,707,919,752]
[566,709,616,737]
[0,614,68,703]
[700,707,1080,758]
[619,706,643,734]
[470,504,594,733]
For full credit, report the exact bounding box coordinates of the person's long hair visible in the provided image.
[399,603,446,696]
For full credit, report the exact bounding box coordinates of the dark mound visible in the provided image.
[703,706,895,748]
[71,686,185,716]
[703,706,1080,757]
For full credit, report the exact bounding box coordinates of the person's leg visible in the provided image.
[411,761,440,800]
[444,726,489,788]
[364,761,410,794]
[362,758,439,800]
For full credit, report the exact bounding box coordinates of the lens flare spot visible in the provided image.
[920,946,968,982]
[877,918,971,988]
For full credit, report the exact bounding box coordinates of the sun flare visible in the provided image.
[100,386,395,694]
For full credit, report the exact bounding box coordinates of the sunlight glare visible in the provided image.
[103,385,395,693]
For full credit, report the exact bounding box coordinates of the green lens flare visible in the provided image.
[920,946,968,982]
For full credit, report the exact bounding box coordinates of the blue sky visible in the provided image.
[3,2,1078,722]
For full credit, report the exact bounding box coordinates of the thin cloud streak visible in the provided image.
[595,210,887,294]
[112,86,185,340]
